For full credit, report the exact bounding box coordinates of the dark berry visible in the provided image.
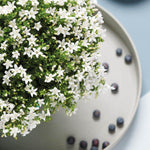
[116,48,122,56]
[108,124,116,133]
[92,139,99,147]
[117,117,124,127]
[67,136,75,145]
[91,146,98,150]
[80,141,88,149]
[111,83,119,93]
[102,141,110,149]
[93,110,100,119]
[125,54,132,64]
[102,63,109,72]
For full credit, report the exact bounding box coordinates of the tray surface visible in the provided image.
[0,5,142,150]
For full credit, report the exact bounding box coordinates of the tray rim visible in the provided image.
[95,4,142,150]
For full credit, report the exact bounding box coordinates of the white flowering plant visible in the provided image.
[0,0,108,138]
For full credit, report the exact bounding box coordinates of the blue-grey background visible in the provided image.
[97,0,150,149]
[97,0,150,97]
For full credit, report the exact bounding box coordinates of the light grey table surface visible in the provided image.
[97,0,150,149]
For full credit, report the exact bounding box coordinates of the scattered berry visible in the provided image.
[67,136,75,145]
[80,140,88,149]
[116,48,122,56]
[117,117,124,127]
[125,54,132,64]
[102,141,110,149]
[108,124,116,133]
[111,83,119,93]
[92,139,99,147]
[102,63,109,72]
[93,110,101,119]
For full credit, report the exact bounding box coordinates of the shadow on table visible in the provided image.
[111,0,148,5]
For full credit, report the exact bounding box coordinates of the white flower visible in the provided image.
[22,129,30,136]
[3,59,14,69]
[82,39,90,47]
[58,39,67,49]
[3,129,9,137]
[0,41,7,50]
[46,7,56,15]
[10,127,20,138]
[25,112,37,120]
[45,73,56,83]
[19,9,28,18]
[23,27,31,36]
[34,22,42,31]
[42,47,47,51]
[75,70,84,82]
[7,1,16,11]
[50,102,57,107]
[1,112,11,123]
[24,47,33,57]
[45,109,51,116]
[59,93,66,103]
[0,27,4,36]
[17,0,28,6]
[9,19,17,29]
[57,8,69,19]
[4,70,12,78]
[39,111,46,121]
[19,65,27,77]
[22,75,32,84]
[29,87,37,97]
[57,0,67,6]
[27,120,40,131]
[36,99,44,107]
[7,103,15,112]
[55,25,70,37]
[11,64,20,76]
[33,47,45,58]
[0,99,7,109]
[27,35,37,46]
[0,2,16,15]
[0,53,6,62]
[50,87,60,96]
[67,41,80,53]
[2,77,10,85]
[57,66,64,76]
[12,51,20,59]
[28,106,39,113]
[25,84,32,92]
[44,0,52,4]
[11,111,20,121]
[72,108,78,115]
[10,28,21,39]
[28,8,38,19]
[31,0,39,6]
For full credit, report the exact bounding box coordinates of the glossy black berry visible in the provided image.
[116,48,122,56]
[125,54,132,64]
[80,140,88,149]
[92,139,99,147]
[111,83,119,93]
[102,63,109,72]
[108,124,116,133]
[102,141,110,149]
[117,117,124,127]
[67,136,75,145]
[91,146,98,150]
[93,110,100,119]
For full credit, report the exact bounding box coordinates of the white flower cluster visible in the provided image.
[0,2,16,15]
[0,0,109,138]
